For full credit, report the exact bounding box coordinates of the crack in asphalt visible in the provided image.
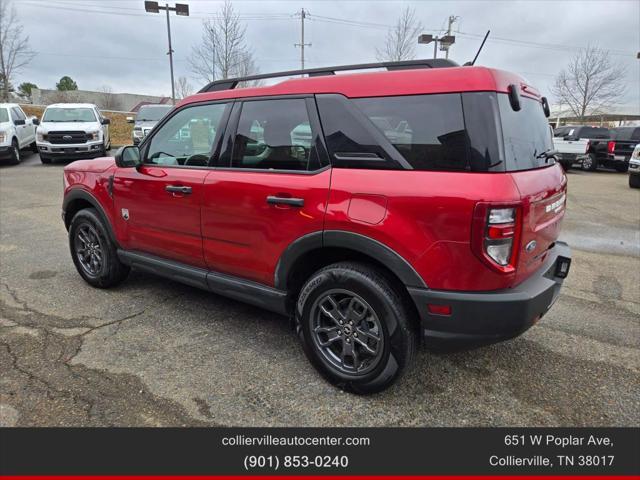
[0,282,208,426]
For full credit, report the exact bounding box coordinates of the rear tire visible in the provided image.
[630,174,640,189]
[30,141,38,153]
[582,153,598,171]
[8,139,20,165]
[69,208,130,288]
[296,261,416,394]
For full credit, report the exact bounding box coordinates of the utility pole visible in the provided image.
[294,8,311,70]
[144,1,189,105]
[444,15,459,59]
[165,6,176,104]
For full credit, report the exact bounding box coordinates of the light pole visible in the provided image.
[144,1,189,105]
[418,34,456,60]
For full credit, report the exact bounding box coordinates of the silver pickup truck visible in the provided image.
[127,104,172,145]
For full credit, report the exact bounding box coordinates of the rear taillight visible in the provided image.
[607,141,616,154]
[471,203,522,273]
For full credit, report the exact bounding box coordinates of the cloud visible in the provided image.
[14,0,640,110]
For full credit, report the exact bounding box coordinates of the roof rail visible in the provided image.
[198,58,458,93]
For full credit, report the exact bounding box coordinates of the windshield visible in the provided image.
[137,106,171,121]
[43,107,96,122]
[0,109,8,123]
[498,94,554,171]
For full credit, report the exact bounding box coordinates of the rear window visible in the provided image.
[497,94,554,171]
[577,127,610,139]
[612,127,640,141]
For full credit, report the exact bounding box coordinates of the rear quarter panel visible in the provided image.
[325,169,523,291]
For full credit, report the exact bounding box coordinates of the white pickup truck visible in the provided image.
[0,103,39,165]
[36,103,111,164]
[553,126,589,170]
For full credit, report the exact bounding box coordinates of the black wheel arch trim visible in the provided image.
[62,188,119,247]
[275,230,427,290]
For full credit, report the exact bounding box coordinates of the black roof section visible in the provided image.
[199,58,458,93]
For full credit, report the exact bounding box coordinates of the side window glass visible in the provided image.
[145,103,228,167]
[231,98,319,171]
[316,94,400,170]
[10,108,20,121]
[353,93,470,171]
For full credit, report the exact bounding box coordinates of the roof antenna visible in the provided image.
[464,30,490,66]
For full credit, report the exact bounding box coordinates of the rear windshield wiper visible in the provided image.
[535,148,558,163]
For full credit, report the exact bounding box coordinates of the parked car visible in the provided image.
[628,144,640,188]
[36,103,111,164]
[610,127,640,173]
[0,103,39,164]
[61,60,571,393]
[554,125,629,172]
[127,104,172,145]
[552,131,589,170]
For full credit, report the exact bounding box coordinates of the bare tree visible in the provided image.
[552,45,627,120]
[376,6,422,62]
[174,76,193,99]
[0,0,36,101]
[188,0,259,84]
[98,85,116,110]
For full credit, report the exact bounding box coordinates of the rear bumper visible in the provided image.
[408,241,571,344]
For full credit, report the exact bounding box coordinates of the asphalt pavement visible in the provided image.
[1,152,638,426]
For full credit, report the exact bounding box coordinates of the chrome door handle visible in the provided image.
[165,185,192,194]
[266,196,304,207]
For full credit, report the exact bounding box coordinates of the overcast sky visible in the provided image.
[13,0,640,110]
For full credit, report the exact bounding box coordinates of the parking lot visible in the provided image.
[1,151,638,427]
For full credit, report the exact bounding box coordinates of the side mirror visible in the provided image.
[126,116,134,123]
[115,146,141,168]
[32,117,40,126]
[101,118,111,125]
[14,119,26,126]
[541,97,551,118]
[507,84,521,112]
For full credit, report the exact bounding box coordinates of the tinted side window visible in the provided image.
[316,94,403,170]
[577,127,610,139]
[231,99,320,171]
[353,94,472,171]
[612,128,640,141]
[146,103,228,167]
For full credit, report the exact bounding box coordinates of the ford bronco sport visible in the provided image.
[62,59,571,393]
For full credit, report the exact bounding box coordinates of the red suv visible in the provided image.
[62,59,571,393]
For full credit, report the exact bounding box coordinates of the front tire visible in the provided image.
[615,163,629,173]
[9,139,20,165]
[582,153,598,171]
[30,141,38,153]
[69,208,129,288]
[40,155,52,164]
[296,262,416,394]
[630,174,640,189]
